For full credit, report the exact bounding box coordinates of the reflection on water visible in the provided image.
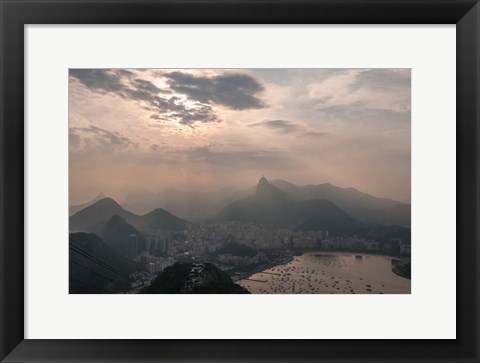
[237,252,410,294]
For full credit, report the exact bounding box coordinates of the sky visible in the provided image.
[69,68,411,206]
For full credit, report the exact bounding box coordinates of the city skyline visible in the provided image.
[69,68,411,206]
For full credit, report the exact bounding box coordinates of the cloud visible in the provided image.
[349,69,411,92]
[249,120,301,134]
[69,69,127,94]
[164,72,266,110]
[299,131,330,139]
[69,128,81,147]
[308,69,411,114]
[70,69,219,126]
[183,147,291,169]
[69,125,138,152]
[317,103,410,129]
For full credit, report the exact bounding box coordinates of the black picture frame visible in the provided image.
[1,0,479,362]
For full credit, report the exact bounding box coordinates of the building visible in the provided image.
[128,234,138,259]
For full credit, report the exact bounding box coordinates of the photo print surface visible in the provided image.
[69,68,411,294]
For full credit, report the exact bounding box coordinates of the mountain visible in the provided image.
[69,192,106,216]
[69,232,141,293]
[269,179,297,190]
[70,197,138,232]
[123,178,409,226]
[137,208,189,233]
[69,197,189,235]
[270,180,410,226]
[291,199,358,234]
[219,177,294,226]
[122,187,252,220]
[219,177,358,234]
[92,215,144,257]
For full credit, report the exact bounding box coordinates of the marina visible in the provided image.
[237,251,411,294]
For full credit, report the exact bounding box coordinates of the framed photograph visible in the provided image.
[1,0,478,362]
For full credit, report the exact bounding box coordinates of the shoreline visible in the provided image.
[392,267,411,280]
[236,251,410,285]
[233,256,293,282]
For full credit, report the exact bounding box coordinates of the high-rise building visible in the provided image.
[146,236,158,253]
[146,237,152,252]
[158,239,166,254]
[128,234,138,259]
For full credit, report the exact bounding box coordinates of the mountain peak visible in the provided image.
[257,176,270,187]
[147,208,171,216]
[70,197,137,232]
[256,176,273,194]
[95,197,122,208]
[254,176,292,206]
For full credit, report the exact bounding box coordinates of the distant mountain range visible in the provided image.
[70,197,190,234]
[268,180,410,226]
[218,177,359,235]
[118,178,410,226]
[122,187,251,220]
[69,192,106,216]
[70,177,410,242]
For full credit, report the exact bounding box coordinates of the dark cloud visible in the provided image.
[350,69,411,92]
[164,72,266,110]
[69,69,125,94]
[70,125,138,151]
[249,120,301,134]
[171,106,218,125]
[70,69,219,126]
[125,79,168,102]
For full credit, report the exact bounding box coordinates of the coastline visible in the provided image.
[233,256,293,282]
[236,250,410,285]
[392,267,411,280]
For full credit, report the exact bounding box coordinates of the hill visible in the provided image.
[121,178,409,226]
[90,215,145,257]
[69,198,189,234]
[140,262,249,294]
[70,197,138,232]
[69,192,106,216]
[218,177,359,235]
[69,232,141,293]
[122,187,251,220]
[291,199,358,234]
[270,180,410,226]
[219,177,293,226]
[137,208,189,233]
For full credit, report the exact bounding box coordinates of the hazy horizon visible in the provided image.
[69,68,411,206]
